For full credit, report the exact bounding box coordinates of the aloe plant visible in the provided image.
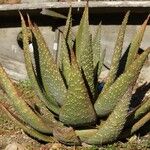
[0,6,150,146]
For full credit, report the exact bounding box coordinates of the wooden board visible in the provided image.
[0,1,150,14]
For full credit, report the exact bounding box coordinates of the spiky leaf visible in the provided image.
[127,97,150,126]
[93,23,106,82]
[76,5,94,97]
[59,51,96,126]
[95,48,150,117]
[58,7,73,85]
[53,126,80,145]
[125,15,149,70]
[41,9,68,19]
[29,20,67,106]
[0,104,55,143]
[121,112,150,139]
[93,23,102,74]
[102,11,130,92]
[131,112,150,133]
[86,87,133,145]
[0,64,52,133]
[21,13,60,114]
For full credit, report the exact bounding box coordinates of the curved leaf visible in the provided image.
[86,87,133,145]
[121,112,150,139]
[102,11,130,92]
[0,64,52,133]
[0,104,55,142]
[58,7,73,85]
[28,18,67,106]
[126,97,150,126]
[125,15,149,70]
[95,48,150,117]
[76,5,95,97]
[20,13,60,114]
[59,51,96,126]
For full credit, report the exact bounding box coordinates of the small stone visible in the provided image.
[40,144,51,150]
[82,142,92,148]
[99,69,109,82]
[40,143,62,150]
[50,143,62,150]
[5,142,26,150]
[128,135,138,143]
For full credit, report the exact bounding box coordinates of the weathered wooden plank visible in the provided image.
[0,1,150,13]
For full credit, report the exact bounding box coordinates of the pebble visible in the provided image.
[5,142,26,150]
[50,143,62,150]
[40,143,62,150]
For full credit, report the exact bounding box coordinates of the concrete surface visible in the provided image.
[0,27,55,81]
[0,24,149,82]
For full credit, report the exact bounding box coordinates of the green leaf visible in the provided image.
[102,11,130,92]
[93,23,105,77]
[0,64,52,134]
[125,15,149,70]
[0,104,55,142]
[41,9,68,19]
[130,112,150,133]
[75,129,97,142]
[92,24,106,96]
[93,23,102,70]
[76,6,95,97]
[29,18,67,106]
[121,111,150,139]
[53,126,81,145]
[20,13,60,114]
[126,97,150,126]
[86,87,133,145]
[59,51,96,126]
[95,48,150,117]
[58,7,73,85]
